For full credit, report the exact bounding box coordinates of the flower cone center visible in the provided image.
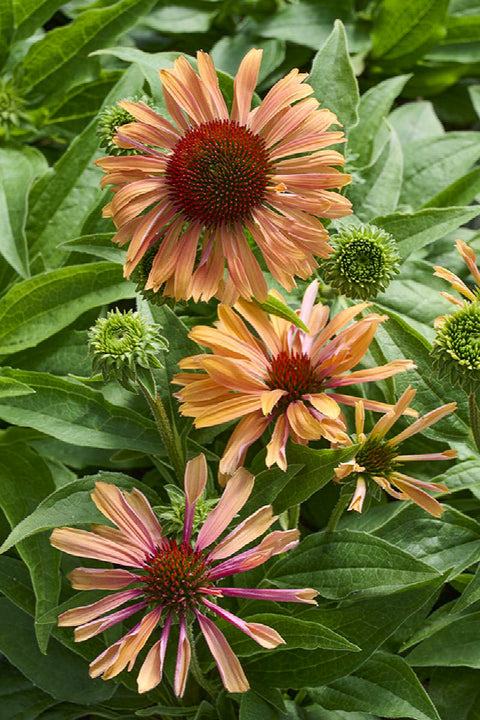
[267,351,320,404]
[140,539,211,610]
[165,119,271,227]
[356,437,398,477]
[442,306,480,370]
[339,238,385,283]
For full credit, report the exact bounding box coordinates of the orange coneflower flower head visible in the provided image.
[50,455,317,696]
[335,387,456,517]
[174,281,415,479]
[434,239,480,312]
[95,50,352,303]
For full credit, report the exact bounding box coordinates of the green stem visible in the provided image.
[287,504,300,530]
[469,392,480,453]
[326,492,350,533]
[138,380,185,483]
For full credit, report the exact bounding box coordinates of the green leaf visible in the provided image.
[0,0,13,70]
[0,376,34,397]
[60,233,124,264]
[428,667,480,720]
[0,555,35,615]
[400,132,480,209]
[309,20,359,131]
[242,582,441,687]
[454,563,480,612]
[347,124,403,220]
[0,662,54,720]
[348,75,411,167]
[240,692,285,720]
[389,101,444,146]
[255,295,309,333]
[142,3,216,34]
[0,472,161,554]
[26,65,143,270]
[372,308,471,438]
[371,0,449,61]
[407,610,480,667]
[7,329,91,377]
[14,0,156,97]
[0,444,59,653]
[211,36,286,86]
[274,444,359,513]
[227,614,360,656]
[423,166,480,209]
[469,85,480,118]
[271,530,439,600]
[0,262,134,356]
[240,462,304,519]
[374,206,480,260]
[0,597,114,704]
[0,147,48,278]
[0,368,162,454]
[13,0,64,42]
[310,651,441,720]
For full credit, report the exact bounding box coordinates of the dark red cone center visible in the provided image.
[267,351,320,405]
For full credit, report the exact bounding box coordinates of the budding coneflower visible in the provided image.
[335,387,456,517]
[50,455,317,696]
[94,49,352,304]
[173,280,415,480]
[97,96,153,156]
[318,224,400,300]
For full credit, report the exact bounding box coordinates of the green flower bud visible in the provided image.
[432,301,480,393]
[0,79,29,139]
[155,484,217,538]
[130,241,177,308]
[97,96,151,156]
[319,224,400,300]
[88,309,168,390]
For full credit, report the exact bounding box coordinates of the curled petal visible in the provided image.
[196,611,250,693]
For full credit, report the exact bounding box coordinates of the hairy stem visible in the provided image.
[469,392,480,454]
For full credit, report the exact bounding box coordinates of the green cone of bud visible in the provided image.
[432,301,480,393]
[130,241,177,308]
[88,309,168,391]
[97,96,152,156]
[319,224,400,300]
[0,78,30,139]
[155,485,217,538]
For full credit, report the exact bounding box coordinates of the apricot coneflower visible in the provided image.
[335,387,456,517]
[434,239,480,310]
[50,455,316,696]
[94,50,352,303]
[173,281,415,478]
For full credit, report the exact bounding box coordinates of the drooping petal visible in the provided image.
[137,614,172,694]
[196,611,250,693]
[74,601,147,642]
[202,598,285,649]
[347,477,367,513]
[174,616,191,698]
[219,587,318,604]
[58,588,143,627]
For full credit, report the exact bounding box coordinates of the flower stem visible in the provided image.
[287,504,300,529]
[326,492,350,533]
[468,392,480,453]
[138,380,185,483]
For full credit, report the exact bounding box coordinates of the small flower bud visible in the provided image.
[130,241,177,307]
[432,301,480,393]
[97,96,152,156]
[155,484,217,539]
[0,78,30,139]
[319,224,400,300]
[88,309,168,391]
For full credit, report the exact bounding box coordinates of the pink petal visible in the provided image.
[202,599,284,649]
[183,454,208,544]
[74,601,147,642]
[195,611,250,692]
[220,587,318,604]
[91,482,156,552]
[208,505,277,561]
[58,588,143,627]
[174,616,191,698]
[50,527,146,567]
[67,567,137,590]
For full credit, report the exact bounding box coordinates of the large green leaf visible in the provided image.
[211,36,285,86]
[423,167,480,209]
[242,582,441,687]
[0,262,134,356]
[14,0,155,97]
[13,0,64,42]
[0,368,162,453]
[0,597,114,704]
[374,206,480,260]
[26,65,143,270]
[270,530,439,600]
[0,0,13,70]
[347,124,403,220]
[0,146,48,278]
[371,0,449,61]
[454,563,480,612]
[0,472,162,554]
[0,444,59,653]
[310,651,440,720]
[0,376,34,397]
[389,101,444,146]
[309,20,359,131]
[406,611,480,667]
[400,132,480,208]
[428,667,480,720]
[0,662,54,720]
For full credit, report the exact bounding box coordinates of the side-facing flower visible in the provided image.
[173,281,415,478]
[318,224,400,300]
[434,239,480,309]
[335,387,456,517]
[94,49,352,303]
[50,455,317,696]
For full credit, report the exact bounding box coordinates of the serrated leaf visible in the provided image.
[0,262,134,356]
[374,206,480,260]
[309,20,359,131]
[0,368,163,454]
[310,651,441,720]
[15,0,156,97]
[271,530,439,600]
[0,472,161,554]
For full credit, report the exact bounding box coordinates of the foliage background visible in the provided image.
[0,1,479,719]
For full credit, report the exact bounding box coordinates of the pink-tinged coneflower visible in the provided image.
[173,281,415,478]
[94,50,352,303]
[334,387,456,517]
[434,239,480,311]
[50,455,317,696]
